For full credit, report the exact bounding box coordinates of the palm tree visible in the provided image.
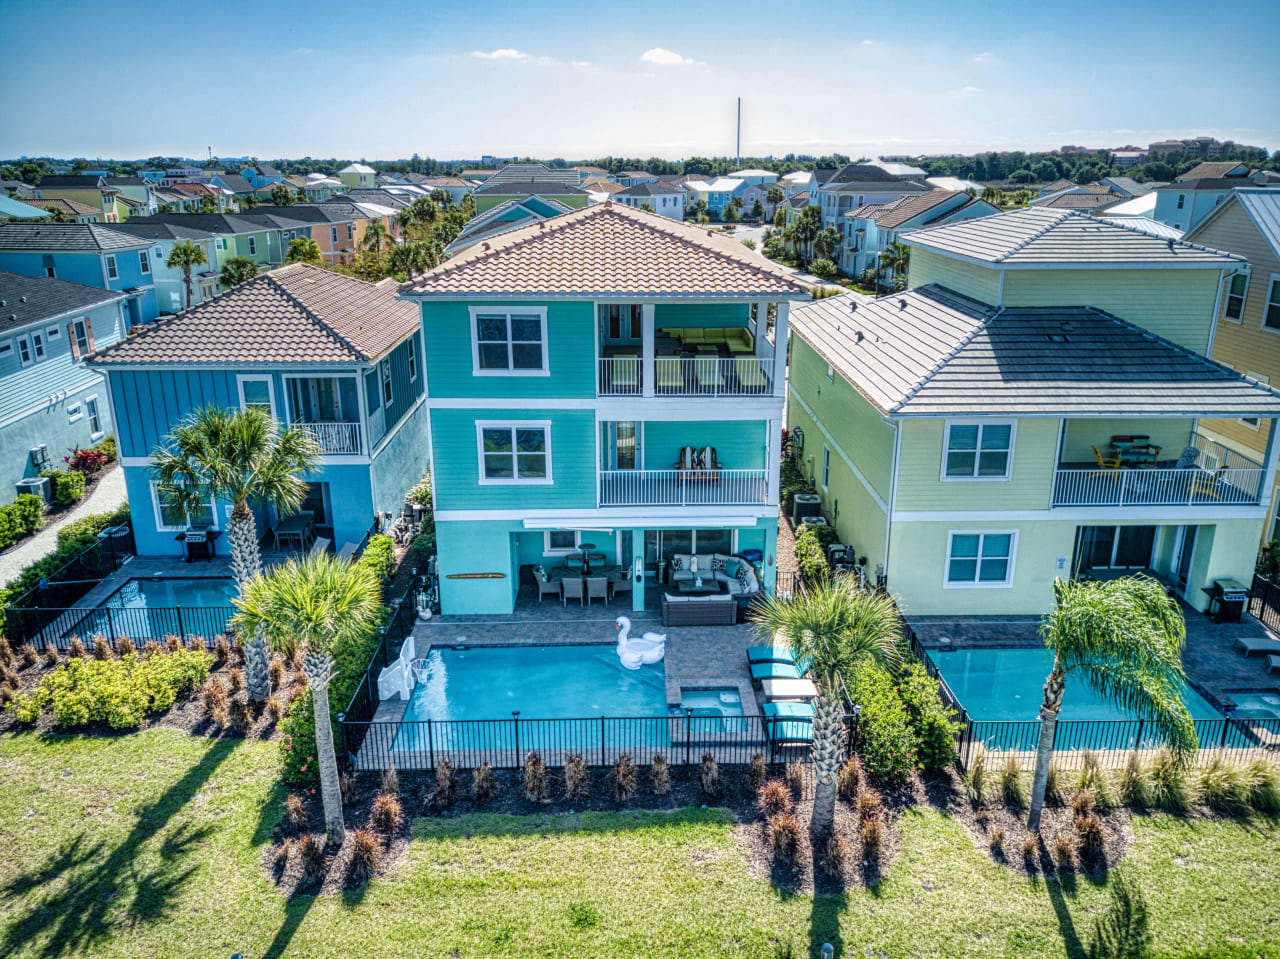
[750,579,902,834]
[363,219,389,254]
[43,205,71,223]
[165,240,208,309]
[1026,576,1198,831]
[220,256,258,288]
[232,553,382,845]
[881,242,910,283]
[429,188,453,209]
[151,407,320,702]
[814,226,841,262]
[270,183,295,207]
[198,193,218,214]
[792,211,820,266]
[285,236,322,264]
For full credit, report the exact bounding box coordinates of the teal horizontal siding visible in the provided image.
[655,303,751,330]
[429,407,596,510]
[641,419,766,470]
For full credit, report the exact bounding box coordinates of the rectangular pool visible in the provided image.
[678,686,746,734]
[66,576,237,641]
[392,643,670,754]
[103,577,238,609]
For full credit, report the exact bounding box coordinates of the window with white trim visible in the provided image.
[237,374,276,418]
[407,334,418,382]
[544,530,580,554]
[471,307,548,374]
[16,336,32,367]
[1266,277,1280,331]
[67,401,82,423]
[0,341,11,358]
[945,531,1015,587]
[71,318,90,357]
[105,254,118,280]
[150,481,216,531]
[943,421,1014,479]
[1224,273,1249,322]
[85,396,102,435]
[380,360,392,406]
[347,223,354,241]
[247,236,257,256]
[138,249,151,274]
[478,421,551,483]
[330,226,338,243]
[46,326,60,340]
[29,330,45,361]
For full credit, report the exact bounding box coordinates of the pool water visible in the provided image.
[103,577,238,608]
[932,647,1222,722]
[65,577,238,641]
[1227,691,1280,720]
[677,687,746,734]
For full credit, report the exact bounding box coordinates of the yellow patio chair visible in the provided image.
[1190,466,1228,501]
[734,357,768,391]
[656,358,683,392]
[1088,444,1123,480]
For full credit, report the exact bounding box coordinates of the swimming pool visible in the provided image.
[1226,691,1280,720]
[67,576,237,640]
[391,644,670,754]
[677,687,746,734]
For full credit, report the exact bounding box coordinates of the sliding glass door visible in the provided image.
[1073,525,1157,575]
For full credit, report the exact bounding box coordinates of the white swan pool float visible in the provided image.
[615,616,665,670]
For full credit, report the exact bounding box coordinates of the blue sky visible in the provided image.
[3,0,1277,161]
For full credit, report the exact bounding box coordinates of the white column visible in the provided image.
[754,301,770,356]
[766,418,780,505]
[772,302,789,396]
[641,303,655,397]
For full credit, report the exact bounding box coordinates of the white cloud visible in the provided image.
[471,48,529,60]
[860,39,874,46]
[640,47,694,66]
[972,51,993,63]
[946,85,983,96]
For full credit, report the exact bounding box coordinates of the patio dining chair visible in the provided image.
[534,565,561,604]
[610,575,633,604]
[1190,466,1228,501]
[561,576,585,606]
[656,358,683,392]
[585,576,608,606]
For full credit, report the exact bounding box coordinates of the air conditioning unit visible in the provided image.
[15,476,51,504]
[792,493,822,525]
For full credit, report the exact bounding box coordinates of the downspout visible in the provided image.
[1205,267,1234,359]
[883,418,902,588]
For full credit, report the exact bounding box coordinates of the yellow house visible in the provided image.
[1186,188,1280,542]
[339,163,376,189]
[30,175,122,222]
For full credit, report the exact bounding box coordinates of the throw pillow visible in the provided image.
[670,555,684,572]
[711,555,728,573]
[735,566,750,589]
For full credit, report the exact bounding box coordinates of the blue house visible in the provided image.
[0,223,160,327]
[85,264,429,555]
[840,190,999,278]
[0,271,125,500]
[240,163,284,189]
[398,202,809,615]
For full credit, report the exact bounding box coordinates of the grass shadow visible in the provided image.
[807,893,847,957]
[0,736,239,959]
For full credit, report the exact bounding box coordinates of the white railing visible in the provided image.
[654,357,773,396]
[299,421,362,454]
[1192,431,1264,472]
[599,469,770,506]
[598,357,642,395]
[1051,467,1264,507]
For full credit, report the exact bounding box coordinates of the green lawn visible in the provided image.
[1,729,1278,959]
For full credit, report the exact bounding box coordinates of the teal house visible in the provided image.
[399,202,809,615]
[86,264,428,556]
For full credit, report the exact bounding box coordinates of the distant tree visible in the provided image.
[880,242,911,291]
[1141,161,1174,182]
[696,213,710,226]
[158,203,174,214]
[429,188,453,208]
[813,226,840,262]
[773,207,787,229]
[198,193,218,213]
[220,256,258,288]
[240,194,260,210]
[1031,159,1059,182]
[980,186,1003,205]
[640,202,654,212]
[740,238,757,250]
[749,198,764,220]
[165,240,209,308]
[285,236,322,264]
[270,183,295,206]
[791,206,821,264]
[363,219,390,254]
[43,206,71,223]
[809,258,837,280]
[722,203,739,223]
[766,185,785,207]
[1008,169,1037,184]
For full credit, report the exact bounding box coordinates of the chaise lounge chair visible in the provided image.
[610,354,639,392]
[1235,635,1280,657]
[656,358,683,393]
[762,700,814,719]
[766,714,814,746]
[747,645,795,664]
[734,357,768,392]
[750,655,811,682]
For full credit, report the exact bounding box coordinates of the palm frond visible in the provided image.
[1073,661,1198,758]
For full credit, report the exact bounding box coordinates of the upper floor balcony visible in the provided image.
[285,375,363,455]
[1051,428,1264,508]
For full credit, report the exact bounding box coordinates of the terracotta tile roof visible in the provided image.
[401,202,809,298]
[87,263,419,367]
[20,197,100,216]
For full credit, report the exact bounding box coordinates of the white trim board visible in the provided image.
[427,395,783,418]
[433,507,774,525]
[891,506,1268,522]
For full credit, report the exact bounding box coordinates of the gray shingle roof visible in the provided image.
[473,180,587,197]
[36,175,105,188]
[87,263,418,367]
[902,207,1244,267]
[482,163,582,187]
[216,174,255,194]
[844,191,967,229]
[123,213,268,235]
[790,286,1280,417]
[0,222,148,252]
[0,270,122,334]
[110,222,217,242]
[615,181,682,197]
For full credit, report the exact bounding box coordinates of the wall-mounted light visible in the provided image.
[767,553,775,567]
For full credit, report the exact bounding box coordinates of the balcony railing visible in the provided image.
[597,357,774,397]
[599,469,770,506]
[298,420,362,454]
[1051,467,1264,507]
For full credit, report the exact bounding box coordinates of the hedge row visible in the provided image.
[780,459,809,511]
[0,495,43,550]
[40,469,86,507]
[794,522,838,586]
[0,502,130,609]
[848,658,962,785]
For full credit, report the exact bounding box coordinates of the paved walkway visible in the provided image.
[0,466,127,588]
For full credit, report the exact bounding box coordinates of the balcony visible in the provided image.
[599,469,770,506]
[598,356,774,397]
[1051,432,1264,508]
[298,420,362,454]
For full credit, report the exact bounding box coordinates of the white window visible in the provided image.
[1265,276,1280,331]
[105,255,118,280]
[825,362,834,382]
[85,396,102,436]
[150,481,217,531]
[544,530,580,554]
[46,325,60,340]
[822,446,831,488]
[942,421,1014,480]
[154,245,163,261]
[30,330,45,360]
[470,307,548,375]
[17,336,32,367]
[477,420,552,484]
[945,531,1016,588]
[330,226,338,243]
[0,341,11,358]
[1224,273,1249,322]
[247,236,257,256]
[380,360,393,406]
[71,318,90,357]
[347,223,354,241]
[407,335,418,382]
[67,401,83,423]
[237,374,276,419]
[139,249,151,274]
[217,238,227,251]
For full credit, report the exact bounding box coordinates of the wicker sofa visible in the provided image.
[661,592,739,626]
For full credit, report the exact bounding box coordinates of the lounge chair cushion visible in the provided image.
[763,701,813,718]
[751,661,802,681]
[748,646,795,664]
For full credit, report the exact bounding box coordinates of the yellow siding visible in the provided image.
[1061,418,1195,463]
[893,418,1059,512]
[906,249,1000,304]
[1000,268,1221,355]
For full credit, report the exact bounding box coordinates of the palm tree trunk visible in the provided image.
[304,650,346,845]
[227,500,262,587]
[1027,659,1066,831]
[183,267,193,309]
[243,627,271,704]
[810,688,845,835]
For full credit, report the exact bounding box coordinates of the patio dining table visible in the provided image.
[548,564,623,583]
[272,512,315,552]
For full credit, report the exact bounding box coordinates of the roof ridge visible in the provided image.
[888,287,1000,413]
[1102,211,1246,260]
[992,209,1073,262]
[269,264,372,363]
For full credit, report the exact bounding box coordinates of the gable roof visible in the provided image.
[1100,176,1153,198]
[215,174,255,194]
[110,221,217,242]
[1179,161,1248,181]
[474,180,587,197]
[581,177,624,194]
[104,177,148,187]
[247,163,282,177]
[35,175,105,188]
[0,222,148,251]
[683,177,744,193]
[0,270,122,334]
[87,263,418,368]
[616,180,682,197]
[341,163,375,174]
[19,197,100,216]
[902,207,1243,267]
[1186,188,1280,261]
[845,191,968,229]
[1032,191,1126,211]
[124,212,272,235]
[402,202,808,299]
[482,163,581,187]
[825,177,931,195]
[790,285,1280,418]
[828,163,900,185]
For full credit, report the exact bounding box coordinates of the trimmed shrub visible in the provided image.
[0,495,43,549]
[283,794,310,833]
[1074,813,1106,860]
[649,755,671,796]
[793,524,832,585]
[809,258,838,280]
[860,817,884,859]
[299,833,326,879]
[357,534,396,594]
[564,754,588,800]
[371,792,400,834]
[837,756,862,801]
[433,759,457,808]
[785,760,805,801]
[0,502,128,609]
[611,754,638,802]
[757,779,793,817]
[747,753,767,793]
[767,812,801,862]
[856,787,883,824]
[848,658,916,785]
[41,469,86,507]
[896,662,962,771]
[472,762,496,804]
[19,642,38,668]
[821,833,850,877]
[348,828,378,883]
[523,751,548,802]
[699,753,720,797]
[1149,749,1191,812]
[999,755,1025,808]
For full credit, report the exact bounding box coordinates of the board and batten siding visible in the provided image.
[1000,269,1220,355]
[640,419,766,470]
[429,407,596,511]
[419,300,596,398]
[654,303,752,330]
[904,249,1001,305]
[892,417,1059,512]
